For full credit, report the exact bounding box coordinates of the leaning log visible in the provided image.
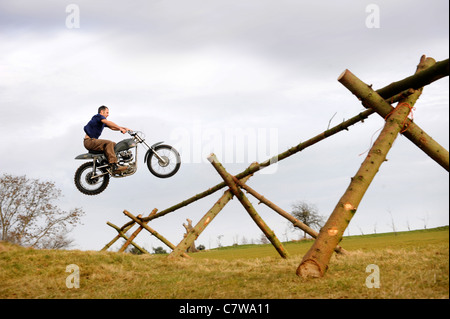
[101,222,135,251]
[208,154,289,259]
[237,181,346,255]
[105,222,147,254]
[168,164,257,259]
[119,209,158,252]
[297,61,429,278]
[375,58,448,99]
[123,210,190,258]
[339,56,449,171]
[168,190,233,258]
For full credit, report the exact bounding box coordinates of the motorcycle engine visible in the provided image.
[118,150,133,163]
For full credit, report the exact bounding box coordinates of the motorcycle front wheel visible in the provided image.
[147,145,181,178]
[74,162,110,195]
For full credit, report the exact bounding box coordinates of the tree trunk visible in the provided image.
[297,57,432,278]
[208,154,289,259]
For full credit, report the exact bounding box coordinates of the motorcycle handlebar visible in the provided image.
[128,130,145,139]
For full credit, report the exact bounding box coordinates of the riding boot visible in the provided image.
[110,163,127,173]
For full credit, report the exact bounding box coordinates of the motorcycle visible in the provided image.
[74,131,181,195]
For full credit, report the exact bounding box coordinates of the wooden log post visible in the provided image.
[169,190,234,258]
[237,181,346,255]
[123,210,190,258]
[208,154,289,259]
[168,165,257,259]
[101,222,135,251]
[297,72,427,278]
[105,222,147,254]
[375,58,448,99]
[182,219,198,253]
[119,209,158,252]
[339,56,449,171]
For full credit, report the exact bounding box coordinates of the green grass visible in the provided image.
[0,227,448,299]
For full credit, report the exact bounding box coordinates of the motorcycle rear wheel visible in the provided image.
[74,162,110,195]
[147,144,181,178]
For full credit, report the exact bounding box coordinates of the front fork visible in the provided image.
[138,135,167,165]
[136,135,167,164]
[144,147,168,166]
[148,147,165,160]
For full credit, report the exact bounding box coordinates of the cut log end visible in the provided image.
[296,260,323,279]
[207,153,217,163]
[337,69,350,81]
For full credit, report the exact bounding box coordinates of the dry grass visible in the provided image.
[0,227,448,299]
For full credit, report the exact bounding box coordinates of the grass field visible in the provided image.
[0,226,448,299]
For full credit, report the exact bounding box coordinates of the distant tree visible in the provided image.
[232,234,239,246]
[388,210,397,235]
[216,235,224,248]
[259,233,269,244]
[152,246,167,254]
[290,201,325,239]
[0,173,84,249]
[420,212,429,230]
[40,229,75,249]
[127,245,148,255]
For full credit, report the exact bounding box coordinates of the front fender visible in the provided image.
[151,141,164,148]
[144,142,164,163]
[144,150,151,163]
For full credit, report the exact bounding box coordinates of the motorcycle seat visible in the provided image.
[88,150,104,155]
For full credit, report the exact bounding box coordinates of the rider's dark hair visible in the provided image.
[98,105,108,113]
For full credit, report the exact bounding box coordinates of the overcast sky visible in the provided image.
[1,0,448,252]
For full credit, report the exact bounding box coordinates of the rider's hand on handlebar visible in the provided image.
[120,127,130,134]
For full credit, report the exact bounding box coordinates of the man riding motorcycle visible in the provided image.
[83,105,131,173]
